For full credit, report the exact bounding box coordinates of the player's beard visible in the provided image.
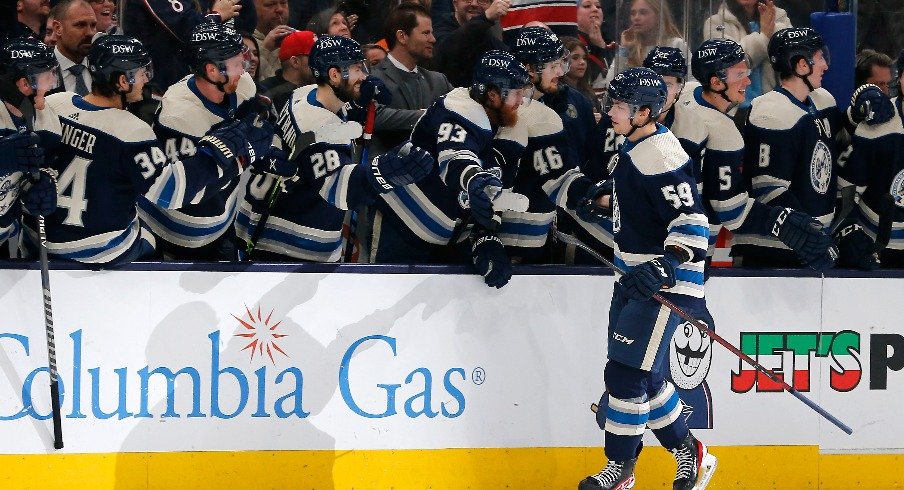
[486,100,519,128]
[332,78,358,103]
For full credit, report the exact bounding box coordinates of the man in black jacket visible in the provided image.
[433,0,508,87]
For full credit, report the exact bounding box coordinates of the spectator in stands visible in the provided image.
[611,0,685,72]
[122,0,251,90]
[89,0,115,36]
[259,30,315,112]
[371,3,452,157]
[576,0,612,98]
[253,0,288,80]
[703,0,788,106]
[51,0,96,96]
[307,7,352,38]
[855,49,894,95]
[289,0,330,36]
[561,35,602,115]
[43,13,56,46]
[433,0,509,87]
[16,0,49,39]
[241,31,261,82]
[363,43,387,67]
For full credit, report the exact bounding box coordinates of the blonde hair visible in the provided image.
[623,0,682,67]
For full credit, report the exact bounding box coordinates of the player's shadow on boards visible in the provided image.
[113,272,463,489]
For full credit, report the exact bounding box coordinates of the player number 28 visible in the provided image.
[661,182,694,209]
[311,150,342,179]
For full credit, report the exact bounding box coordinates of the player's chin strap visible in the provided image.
[794,57,817,92]
[707,81,739,114]
[200,67,230,94]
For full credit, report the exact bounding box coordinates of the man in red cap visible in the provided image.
[259,30,316,113]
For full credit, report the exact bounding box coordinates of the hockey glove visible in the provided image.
[768,207,835,264]
[365,142,434,193]
[0,131,43,176]
[576,179,612,223]
[619,252,680,301]
[257,146,297,177]
[465,170,503,230]
[471,226,513,289]
[338,77,392,124]
[20,168,58,217]
[834,223,880,270]
[850,84,894,125]
[242,116,277,164]
[199,120,250,175]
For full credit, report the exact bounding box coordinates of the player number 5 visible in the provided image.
[661,182,694,209]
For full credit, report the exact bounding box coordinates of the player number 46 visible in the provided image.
[661,182,694,209]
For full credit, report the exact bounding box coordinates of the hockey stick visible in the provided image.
[342,100,376,262]
[830,185,858,234]
[554,230,854,435]
[873,192,895,252]
[243,176,283,259]
[20,99,64,449]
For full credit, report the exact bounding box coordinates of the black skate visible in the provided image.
[578,458,637,490]
[671,434,717,490]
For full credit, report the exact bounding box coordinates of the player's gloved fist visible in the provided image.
[199,120,250,174]
[359,76,392,107]
[619,252,680,301]
[0,131,43,175]
[465,170,503,229]
[802,245,837,272]
[365,142,434,193]
[576,179,612,223]
[258,146,297,177]
[834,223,880,270]
[20,168,58,217]
[241,116,277,164]
[850,84,894,125]
[768,207,835,262]
[470,226,513,289]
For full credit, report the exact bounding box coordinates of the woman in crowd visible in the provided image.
[612,0,685,73]
[576,0,614,100]
[561,36,603,115]
[241,31,262,82]
[307,6,352,38]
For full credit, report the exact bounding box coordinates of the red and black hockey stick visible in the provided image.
[342,100,376,262]
[554,230,854,435]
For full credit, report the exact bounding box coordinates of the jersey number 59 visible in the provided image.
[661,182,694,209]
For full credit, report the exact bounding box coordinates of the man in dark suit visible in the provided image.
[370,3,452,157]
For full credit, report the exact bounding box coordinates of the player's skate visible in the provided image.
[578,458,636,490]
[671,433,717,490]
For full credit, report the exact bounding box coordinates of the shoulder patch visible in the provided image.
[748,90,807,131]
[628,130,690,176]
[46,92,154,143]
[810,87,837,111]
[288,85,361,143]
[670,102,709,146]
[520,101,564,138]
[157,79,221,138]
[443,87,491,131]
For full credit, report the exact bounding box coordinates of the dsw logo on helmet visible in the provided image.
[111,45,135,55]
[10,50,35,59]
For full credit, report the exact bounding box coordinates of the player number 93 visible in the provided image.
[661,182,694,209]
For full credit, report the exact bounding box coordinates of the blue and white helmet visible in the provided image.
[309,34,367,80]
[606,67,668,120]
[511,27,567,68]
[472,50,530,99]
[691,38,747,87]
[644,46,687,81]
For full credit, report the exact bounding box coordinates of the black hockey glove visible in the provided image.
[619,251,680,301]
[471,226,513,289]
[241,116,277,165]
[339,77,392,124]
[576,179,612,224]
[20,168,58,217]
[767,207,835,267]
[365,142,434,193]
[850,84,894,126]
[257,146,297,177]
[0,131,43,176]
[834,223,879,270]
[198,120,249,174]
[464,170,503,230]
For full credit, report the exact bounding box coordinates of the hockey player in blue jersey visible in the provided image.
[138,22,290,261]
[579,68,716,490]
[34,35,253,265]
[0,37,61,256]
[682,38,835,271]
[835,51,904,269]
[369,50,533,288]
[735,27,844,268]
[503,26,611,261]
[235,35,434,262]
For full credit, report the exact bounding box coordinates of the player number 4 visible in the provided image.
[57,156,91,227]
[661,182,694,209]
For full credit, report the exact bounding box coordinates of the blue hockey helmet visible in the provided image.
[309,35,367,80]
[186,22,247,75]
[691,38,748,88]
[472,50,531,99]
[768,27,829,78]
[0,36,59,103]
[88,35,153,86]
[511,27,568,69]
[644,46,687,81]
[606,67,667,120]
